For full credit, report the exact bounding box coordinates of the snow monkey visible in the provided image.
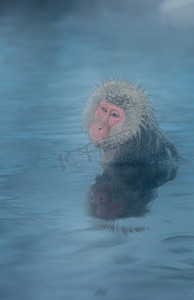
[83,80,180,165]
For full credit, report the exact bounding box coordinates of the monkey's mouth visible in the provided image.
[89,134,106,145]
[89,128,108,145]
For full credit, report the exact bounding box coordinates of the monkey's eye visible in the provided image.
[111,112,119,118]
[101,106,107,113]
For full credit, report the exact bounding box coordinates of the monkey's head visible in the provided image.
[83,80,154,150]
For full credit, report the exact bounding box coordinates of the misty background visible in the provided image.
[0,1,194,300]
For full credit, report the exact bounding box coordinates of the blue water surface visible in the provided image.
[0,1,194,299]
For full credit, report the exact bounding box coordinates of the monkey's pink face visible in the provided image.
[89,101,125,144]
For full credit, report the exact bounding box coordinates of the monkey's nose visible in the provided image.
[97,117,107,130]
[98,120,107,130]
[97,122,105,130]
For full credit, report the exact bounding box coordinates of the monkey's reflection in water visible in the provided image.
[88,164,177,234]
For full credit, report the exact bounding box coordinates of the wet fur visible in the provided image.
[83,80,180,165]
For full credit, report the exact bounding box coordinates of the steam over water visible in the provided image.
[0,1,194,299]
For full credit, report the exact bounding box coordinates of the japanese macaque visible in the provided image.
[83,80,180,165]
